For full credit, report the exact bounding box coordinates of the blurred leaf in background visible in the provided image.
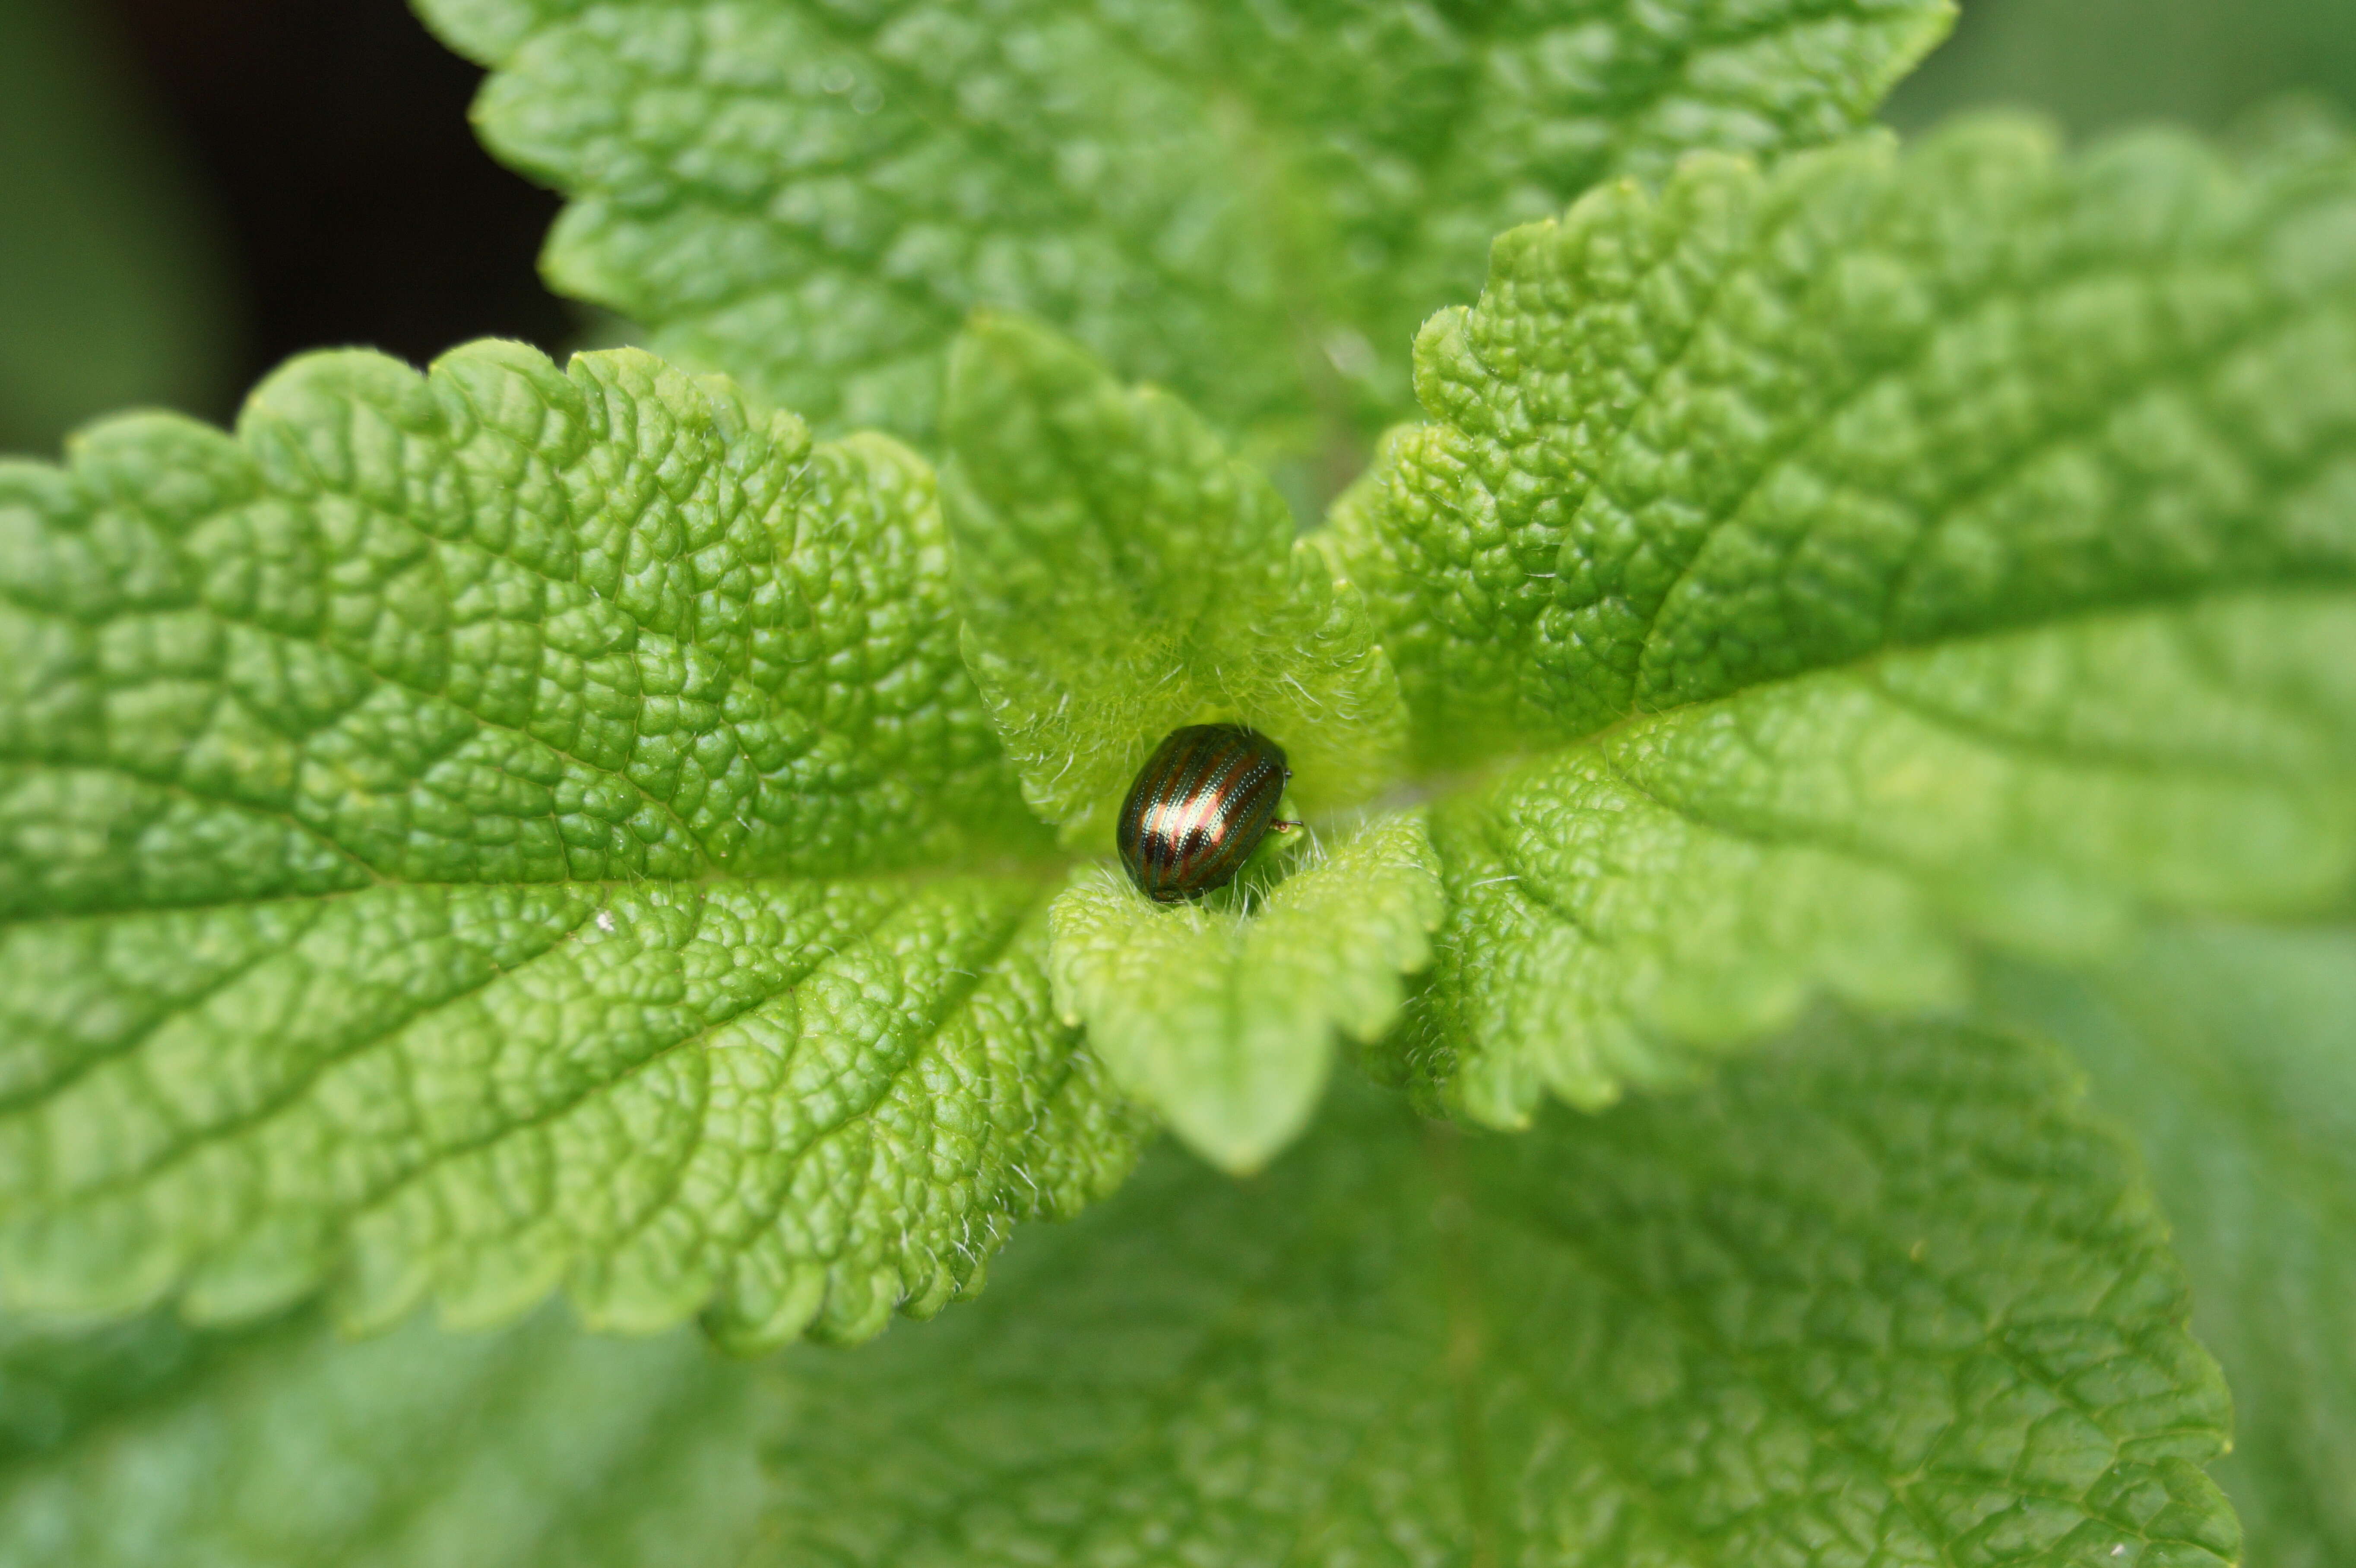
[1890,18,2356,1565]
[1891,0,2356,132]
[1992,929,2356,1568]
[0,0,236,455]
[0,1306,769,1568]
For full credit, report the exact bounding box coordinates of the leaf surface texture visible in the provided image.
[757,1016,2239,1567]
[1049,811,1440,1172]
[1337,119,2356,1119]
[0,341,1145,1341]
[413,0,1954,446]
[944,313,1405,838]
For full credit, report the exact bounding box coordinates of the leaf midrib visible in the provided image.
[1467,579,2356,828]
[7,873,1051,1211]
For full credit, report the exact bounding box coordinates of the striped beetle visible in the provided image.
[1116,724,1300,902]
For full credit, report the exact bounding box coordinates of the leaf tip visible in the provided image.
[1166,1116,1296,1179]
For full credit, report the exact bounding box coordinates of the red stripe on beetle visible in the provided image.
[1117,724,1295,902]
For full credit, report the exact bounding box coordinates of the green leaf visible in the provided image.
[1405,592,2356,1125]
[755,1015,2238,1566]
[1048,811,1440,1173]
[1989,924,2356,1568]
[412,0,1954,448]
[943,313,1405,840]
[941,318,1428,1173]
[1336,116,2356,762]
[1888,0,2356,138]
[1338,117,2356,1123]
[0,0,233,452]
[0,339,1146,1342]
[0,1306,767,1567]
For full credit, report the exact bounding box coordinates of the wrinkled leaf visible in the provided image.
[1334,117,2356,763]
[1396,593,2356,1125]
[944,313,1404,839]
[414,0,1954,448]
[757,1015,2239,1567]
[1049,811,1440,1172]
[0,340,1144,1342]
[1338,116,2356,1120]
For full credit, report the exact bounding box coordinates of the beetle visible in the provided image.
[1117,723,1301,903]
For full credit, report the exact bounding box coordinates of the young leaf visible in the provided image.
[756,1015,2239,1567]
[940,317,1427,1170]
[1049,812,1440,1173]
[412,0,1955,447]
[0,1306,768,1567]
[1339,117,2356,1123]
[942,313,1405,839]
[0,340,1146,1342]
[1991,924,2356,1568]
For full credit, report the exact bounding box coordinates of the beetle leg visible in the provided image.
[1270,819,1304,832]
